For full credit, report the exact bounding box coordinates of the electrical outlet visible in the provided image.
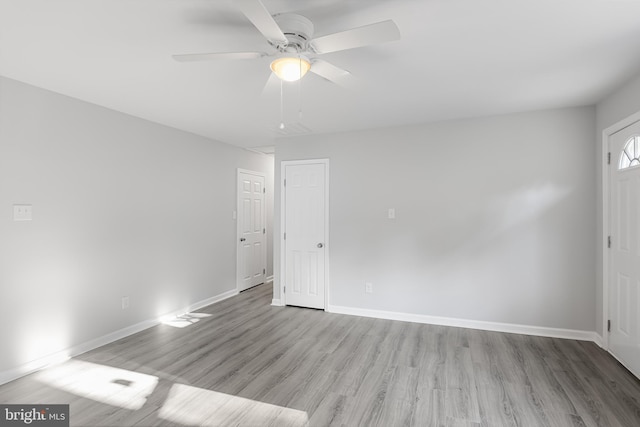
[365,282,373,294]
[13,204,33,221]
[121,296,130,310]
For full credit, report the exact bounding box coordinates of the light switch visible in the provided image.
[13,204,33,221]
[388,208,395,219]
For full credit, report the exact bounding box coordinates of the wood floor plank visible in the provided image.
[2,283,640,426]
[549,361,625,427]
[376,365,419,426]
[475,385,517,427]
[307,392,347,426]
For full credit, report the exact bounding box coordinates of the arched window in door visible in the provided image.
[619,135,640,170]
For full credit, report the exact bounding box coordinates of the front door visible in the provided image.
[237,170,266,292]
[609,120,640,378]
[283,161,327,309]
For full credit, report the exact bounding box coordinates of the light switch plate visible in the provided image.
[388,208,395,219]
[13,204,33,221]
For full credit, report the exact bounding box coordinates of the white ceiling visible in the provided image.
[2,0,640,150]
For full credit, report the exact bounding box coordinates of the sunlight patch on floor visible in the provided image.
[158,383,309,426]
[33,359,158,410]
[161,312,212,328]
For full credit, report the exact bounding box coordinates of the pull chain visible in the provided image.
[298,57,303,121]
[279,78,285,130]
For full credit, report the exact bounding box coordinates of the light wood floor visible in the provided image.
[2,283,640,426]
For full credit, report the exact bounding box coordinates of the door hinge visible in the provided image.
[608,319,611,332]
[284,179,286,187]
[284,286,286,294]
[263,228,266,234]
[608,236,611,248]
[284,232,286,240]
[263,187,266,194]
[263,268,266,275]
[608,152,611,165]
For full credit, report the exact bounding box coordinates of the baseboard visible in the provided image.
[327,305,599,343]
[0,349,78,388]
[593,333,605,348]
[183,288,238,314]
[0,288,239,386]
[271,298,283,306]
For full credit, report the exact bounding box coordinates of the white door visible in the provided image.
[283,161,327,309]
[237,170,266,292]
[609,120,640,378]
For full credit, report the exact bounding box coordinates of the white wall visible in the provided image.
[0,76,273,383]
[275,107,596,332]
[595,71,640,336]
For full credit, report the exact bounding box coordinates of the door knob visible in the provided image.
[317,243,324,248]
[240,238,246,242]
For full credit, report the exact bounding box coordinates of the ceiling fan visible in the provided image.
[172,0,401,85]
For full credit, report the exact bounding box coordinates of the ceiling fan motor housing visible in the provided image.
[273,13,314,53]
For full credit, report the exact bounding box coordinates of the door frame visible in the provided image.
[236,168,267,293]
[602,110,640,350]
[280,159,330,308]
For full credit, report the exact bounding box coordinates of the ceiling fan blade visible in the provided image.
[310,20,400,54]
[310,59,352,86]
[236,0,288,46]
[172,52,266,62]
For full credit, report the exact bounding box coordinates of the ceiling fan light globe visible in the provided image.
[270,57,311,82]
